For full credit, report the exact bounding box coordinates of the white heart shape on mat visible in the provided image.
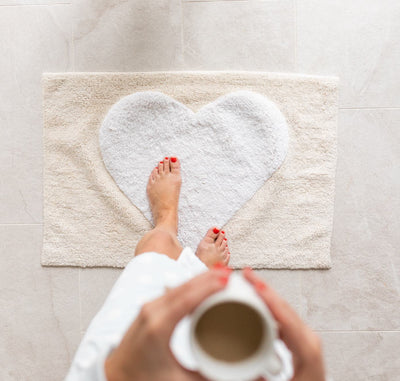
[99,90,289,249]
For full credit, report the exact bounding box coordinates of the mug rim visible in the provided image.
[189,293,278,380]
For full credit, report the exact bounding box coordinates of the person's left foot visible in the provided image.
[196,227,230,268]
[146,156,182,233]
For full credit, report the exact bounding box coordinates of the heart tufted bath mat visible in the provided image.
[42,71,338,269]
[99,90,289,251]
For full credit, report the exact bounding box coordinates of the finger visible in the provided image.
[242,267,316,357]
[160,268,232,338]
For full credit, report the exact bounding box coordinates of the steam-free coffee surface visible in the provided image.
[195,302,264,362]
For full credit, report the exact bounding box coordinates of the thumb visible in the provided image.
[159,267,231,339]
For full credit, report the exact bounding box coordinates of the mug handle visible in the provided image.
[263,351,283,379]
[262,340,293,381]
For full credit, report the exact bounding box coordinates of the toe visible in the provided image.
[207,227,220,241]
[219,230,227,247]
[221,239,228,250]
[150,167,158,182]
[216,231,225,246]
[158,160,164,174]
[170,156,180,173]
[223,252,230,266]
[163,157,170,172]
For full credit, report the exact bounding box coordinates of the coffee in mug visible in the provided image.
[194,301,264,363]
[189,273,286,381]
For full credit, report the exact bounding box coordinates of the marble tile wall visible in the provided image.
[0,1,398,379]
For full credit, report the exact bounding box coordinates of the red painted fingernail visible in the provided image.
[165,157,169,160]
[213,262,225,269]
[219,274,230,286]
[159,161,163,164]
[255,281,267,291]
[213,227,220,234]
[213,262,233,273]
[171,157,177,163]
[221,231,225,234]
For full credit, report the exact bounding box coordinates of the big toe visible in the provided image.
[205,227,220,241]
[170,156,180,173]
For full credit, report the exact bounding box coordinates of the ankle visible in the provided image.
[154,222,178,236]
[154,212,178,231]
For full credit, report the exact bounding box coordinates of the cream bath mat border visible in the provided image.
[42,71,338,269]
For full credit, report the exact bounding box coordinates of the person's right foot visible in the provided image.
[146,156,181,234]
[196,227,230,268]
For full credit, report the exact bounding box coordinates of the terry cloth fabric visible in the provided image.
[65,249,294,381]
[65,248,208,381]
[99,90,289,252]
[42,71,338,269]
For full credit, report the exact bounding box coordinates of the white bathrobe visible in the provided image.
[65,248,208,381]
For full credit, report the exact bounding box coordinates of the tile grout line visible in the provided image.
[0,3,71,7]
[339,106,400,110]
[294,0,297,72]
[315,330,400,333]
[389,258,400,295]
[299,271,304,321]
[181,0,249,3]
[78,268,82,335]
[70,1,75,72]
[0,223,42,226]
[180,0,185,68]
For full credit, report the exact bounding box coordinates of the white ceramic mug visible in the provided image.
[189,272,292,381]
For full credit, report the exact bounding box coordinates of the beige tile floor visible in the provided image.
[0,1,399,380]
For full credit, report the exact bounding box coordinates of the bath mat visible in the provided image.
[99,90,289,251]
[42,71,338,269]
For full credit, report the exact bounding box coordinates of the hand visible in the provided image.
[243,268,326,381]
[105,267,232,381]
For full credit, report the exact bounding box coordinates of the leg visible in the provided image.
[136,155,231,266]
[135,228,183,260]
[135,156,183,260]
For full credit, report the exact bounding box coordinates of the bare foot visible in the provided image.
[196,227,230,268]
[146,156,182,234]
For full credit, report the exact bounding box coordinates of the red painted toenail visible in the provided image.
[159,161,163,164]
[224,238,227,241]
[221,231,225,234]
[213,262,224,269]
[171,157,177,163]
[165,157,169,160]
[213,227,220,234]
